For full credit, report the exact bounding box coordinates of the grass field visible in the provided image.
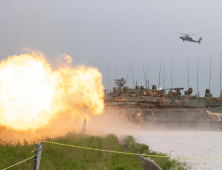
[0,132,188,170]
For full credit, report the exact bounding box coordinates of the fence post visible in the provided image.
[82,118,87,135]
[33,141,42,170]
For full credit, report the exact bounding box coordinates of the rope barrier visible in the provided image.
[2,139,222,170]
[43,140,222,160]
[1,155,35,170]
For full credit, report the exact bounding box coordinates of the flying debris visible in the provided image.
[178,32,202,44]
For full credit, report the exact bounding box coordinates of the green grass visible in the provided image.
[0,132,189,170]
[124,135,189,170]
[0,132,143,170]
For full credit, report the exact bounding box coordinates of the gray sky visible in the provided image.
[1,0,222,96]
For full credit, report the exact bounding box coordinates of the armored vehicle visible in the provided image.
[104,78,222,131]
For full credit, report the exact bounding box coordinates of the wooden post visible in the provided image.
[82,118,87,135]
[33,142,42,170]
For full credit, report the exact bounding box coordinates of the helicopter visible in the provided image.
[178,32,202,44]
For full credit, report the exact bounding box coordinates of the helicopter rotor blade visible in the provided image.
[177,32,195,36]
[177,32,187,35]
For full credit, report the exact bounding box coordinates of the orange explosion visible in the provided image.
[0,51,104,131]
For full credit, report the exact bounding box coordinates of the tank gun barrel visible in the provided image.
[104,98,159,104]
[163,87,184,91]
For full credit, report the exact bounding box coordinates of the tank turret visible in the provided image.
[114,78,126,87]
[164,87,183,96]
[205,89,212,97]
[185,88,193,95]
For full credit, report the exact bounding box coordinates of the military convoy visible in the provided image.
[104,78,222,131]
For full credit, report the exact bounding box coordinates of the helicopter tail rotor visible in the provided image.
[198,37,203,44]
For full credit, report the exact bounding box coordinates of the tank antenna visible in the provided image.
[163,61,165,88]
[102,68,103,88]
[163,61,165,89]
[132,63,135,88]
[148,79,149,89]
[220,53,221,96]
[126,63,131,84]
[209,55,211,90]
[171,60,173,88]
[197,58,199,97]
[159,59,161,88]
[164,61,166,88]
[115,64,116,79]
[142,61,146,87]
[146,62,148,89]
[163,61,164,89]
[188,59,189,88]
[108,67,109,92]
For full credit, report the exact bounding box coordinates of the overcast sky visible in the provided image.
[1,0,222,96]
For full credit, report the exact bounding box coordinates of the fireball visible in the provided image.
[0,51,104,131]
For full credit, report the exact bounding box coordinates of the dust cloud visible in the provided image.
[87,109,147,137]
[0,109,147,144]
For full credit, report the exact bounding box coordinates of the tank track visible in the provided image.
[147,121,222,131]
[105,107,222,131]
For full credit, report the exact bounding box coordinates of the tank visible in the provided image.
[104,78,222,131]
